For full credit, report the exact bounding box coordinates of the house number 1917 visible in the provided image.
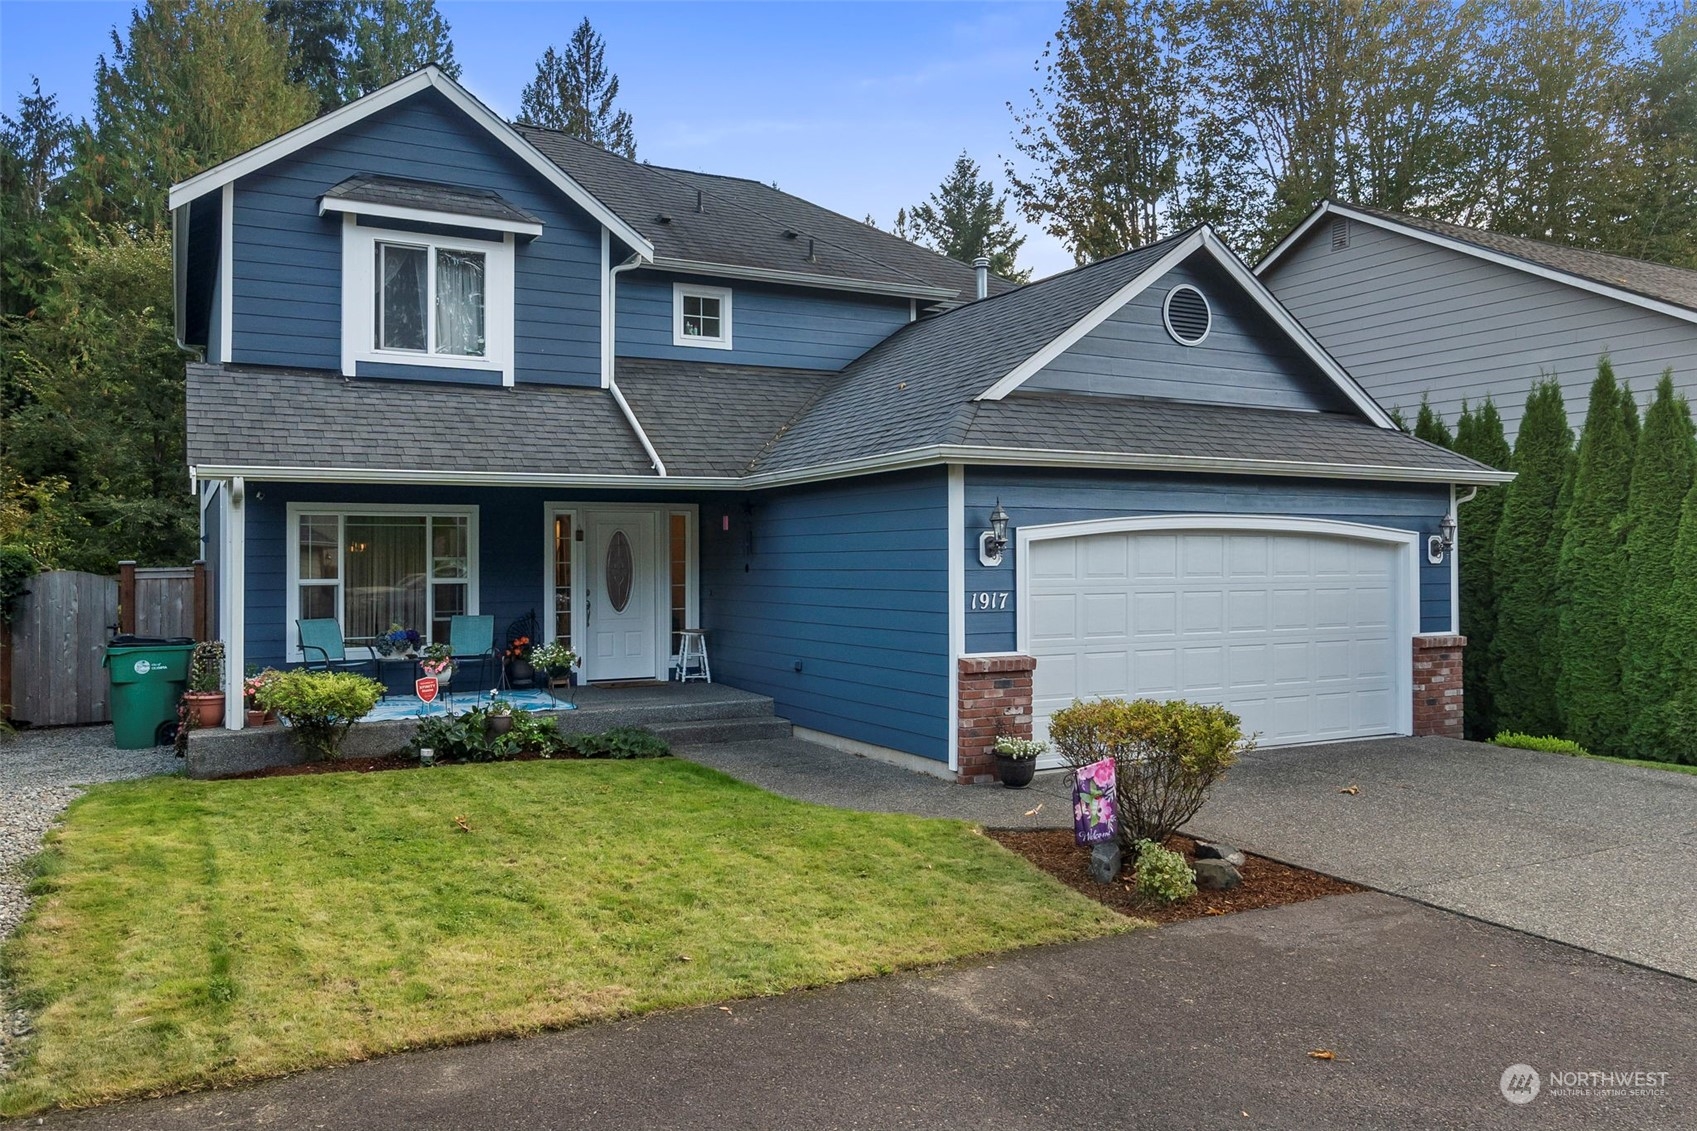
[969,591,1010,611]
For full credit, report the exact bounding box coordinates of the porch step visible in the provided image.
[645,715,794,747]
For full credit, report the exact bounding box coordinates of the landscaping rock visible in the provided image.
[1087,841,1123,884]
[1193,859,1242,891]
[1195,842,1246,868]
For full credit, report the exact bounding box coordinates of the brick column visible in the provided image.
[1412,634,1466,738]
[957,655,1036,784]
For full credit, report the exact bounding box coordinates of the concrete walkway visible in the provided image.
[682,736,1697,981]
[35,895,1695,1130]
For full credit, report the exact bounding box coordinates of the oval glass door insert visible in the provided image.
[605,530,633,613]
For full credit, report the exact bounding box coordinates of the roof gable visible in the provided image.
[1258,201,1697,325]
[167,67,652,257]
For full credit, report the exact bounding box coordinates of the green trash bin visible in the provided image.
[105,636,196,749]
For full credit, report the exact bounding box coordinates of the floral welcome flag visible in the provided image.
[1073,756,1118,845]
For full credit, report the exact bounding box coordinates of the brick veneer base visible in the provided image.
[957,655,1036,784]
[1412,634,1466,738]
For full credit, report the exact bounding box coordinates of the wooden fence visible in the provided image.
[2,562,207,727]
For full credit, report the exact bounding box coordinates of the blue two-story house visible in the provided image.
[172,67,1507,781]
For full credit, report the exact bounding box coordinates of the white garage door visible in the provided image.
[1026,527,1406,747]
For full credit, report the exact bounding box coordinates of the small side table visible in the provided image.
[372,653,421,699]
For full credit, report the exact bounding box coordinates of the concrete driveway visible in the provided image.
[32,895,1695,1130]
[1189,736,1697,980]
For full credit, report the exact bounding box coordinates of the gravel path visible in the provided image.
[1,727,179,1073]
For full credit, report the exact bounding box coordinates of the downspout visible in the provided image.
[1449,484,1479,636]
[605,250,668,476]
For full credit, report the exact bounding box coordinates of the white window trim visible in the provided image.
[672,282,733,350]
[541,502,698,681]
[284,502,480,663]
[340,214,516,385]
[1012,514,1419,739]
[319,196,543,237]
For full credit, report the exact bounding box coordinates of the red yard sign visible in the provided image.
[415,676,439,704]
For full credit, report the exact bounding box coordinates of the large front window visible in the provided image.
[375,241,486,357]
[291,507,476,652]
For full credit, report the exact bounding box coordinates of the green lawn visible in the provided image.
[1,760,1127,1115]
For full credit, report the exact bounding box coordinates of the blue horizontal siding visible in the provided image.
[230,87,603,386]
[699,470,950,760]
[616,270,910,370]
[962,469,1453,654]
[1027,254,1353,412]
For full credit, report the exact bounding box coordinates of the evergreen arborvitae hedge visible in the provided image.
[1623,372,1697,760]
[1660,481,1697,764]
[1554,360,1638,757]
[1491,380,1573,737]
[1414,396,1454,448]
[1453,399,1511,739]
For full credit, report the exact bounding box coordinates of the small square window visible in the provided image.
[673,284,732,349]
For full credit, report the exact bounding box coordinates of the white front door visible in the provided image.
[586,511,660,681]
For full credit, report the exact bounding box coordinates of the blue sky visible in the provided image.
[0,0,1078,276]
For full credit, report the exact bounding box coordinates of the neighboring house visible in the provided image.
[1256,201,1697,439]
[172,67,1505,782]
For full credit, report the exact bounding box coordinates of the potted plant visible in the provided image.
[379,623,421,658]
[487,697,515,736]
[993,735,1046,789]
[243,666,282,727]
[506,634,534,687]
[529,640,578,683]
[420,641,456,687]
[182,641,227,728]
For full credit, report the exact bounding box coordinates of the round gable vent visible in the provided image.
[1163,284,1211,345]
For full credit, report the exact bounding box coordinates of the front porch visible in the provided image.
[185,680,786,779]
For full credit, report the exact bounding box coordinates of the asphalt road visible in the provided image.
[36,894,1695,1131]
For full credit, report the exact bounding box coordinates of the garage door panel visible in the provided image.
[1029,528,1406,747]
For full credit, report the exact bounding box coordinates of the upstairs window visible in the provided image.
[340,217,515,384]
[673,282,733,349]
[375,242,487,357]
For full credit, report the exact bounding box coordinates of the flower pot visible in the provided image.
[995,752,1036,789]
[508,658,535,687]
[183,691,226,729]
[245,708,269,727]
[487,713,514,736]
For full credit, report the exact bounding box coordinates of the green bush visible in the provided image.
[255,669,383,761]
[1491,731,1591,757]
[568,725,670,760]
[1132,839,1195,903]
[407,712,670,763]
[1049,697,1250,846]
[0,543,39,624]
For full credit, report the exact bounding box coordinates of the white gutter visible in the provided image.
[192,444,1515,493]
[605,247,667,476]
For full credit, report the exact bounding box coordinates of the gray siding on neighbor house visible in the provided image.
[229,87,604,386]
[1028,255,1354,412]
[1262,219,1697,438]
[616,269,911,370]
[961,469,1455,655]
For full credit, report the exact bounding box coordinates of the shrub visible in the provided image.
[406,713,670,763]
[1049,697,1250,846]
[1491,732,1591,757]
[565,725,669,760]
[0,543,39,624]
[255,669,383,761]
[1132,839,1195,903]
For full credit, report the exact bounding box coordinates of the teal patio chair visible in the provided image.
[296,619,380,686]
[449,614,500,693]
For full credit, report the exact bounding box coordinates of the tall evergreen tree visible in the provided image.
[265,0,352,114]
[1555,359,1638,755]
[1660,479,1697,763]
[1413,396,1453,447]
[1,78,75,316]
[76,0,316,229]
[1622,371,1696,760]
[902,152,1029,282]
[340,0,459,101]
[1491,380,1574,736]
[1612,6,1697,268]
[518,18,636,158]
[1453,398,1511,738]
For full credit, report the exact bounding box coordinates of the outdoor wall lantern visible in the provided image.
[979,500,1011,567]
[1428,513,1457,564]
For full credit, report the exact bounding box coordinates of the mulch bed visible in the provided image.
[221,750,560,780]
[987,829,1361,925]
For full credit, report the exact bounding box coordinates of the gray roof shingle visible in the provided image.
[613,358,832,477]
[1340,204,1697,314]
[186,363,653,475]
[321,173,542,226]
[516,126,1012,301]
